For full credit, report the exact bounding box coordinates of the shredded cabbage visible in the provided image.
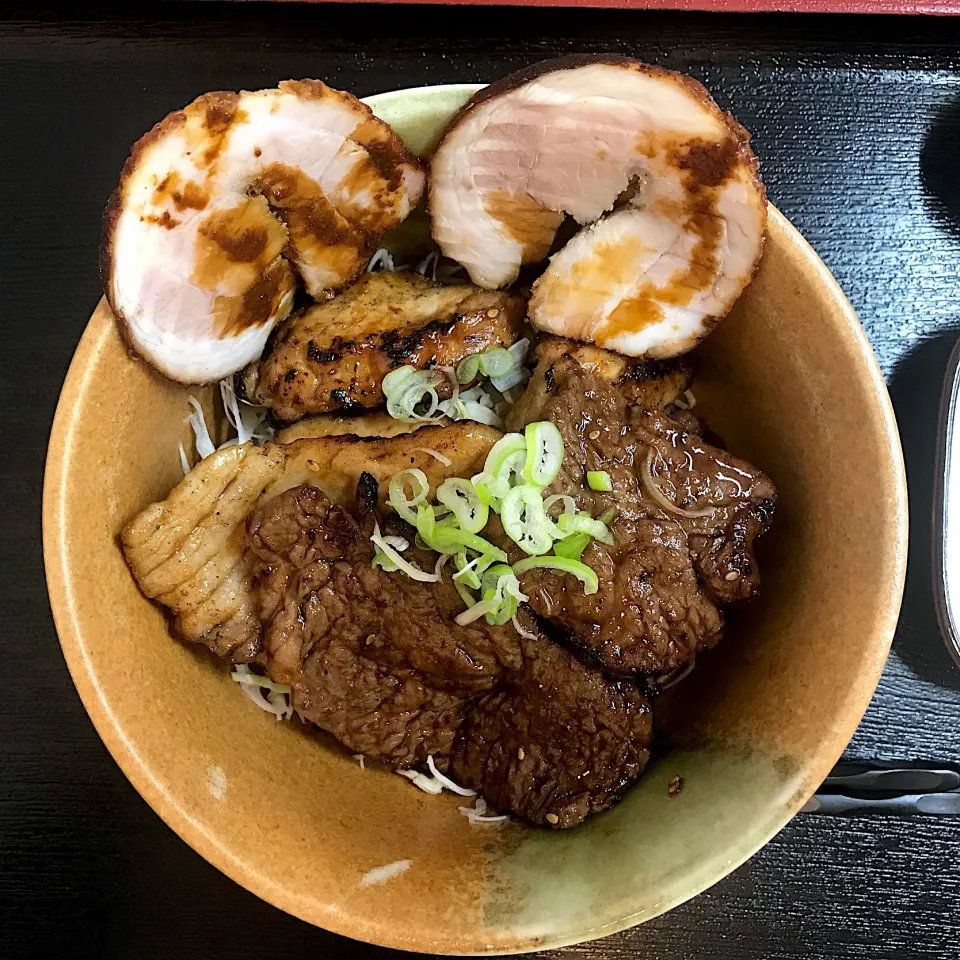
[231,665,292,720]
[219,377,273,446]
[370,521,440,582]
[185,397,215,459]
[426,756,476,796]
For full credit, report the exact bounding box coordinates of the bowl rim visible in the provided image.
[42,82,908,955]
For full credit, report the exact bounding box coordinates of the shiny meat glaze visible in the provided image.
[103,81,425,383]
[451,637,652,829]
[247,483,653,827]
[247,486,524,767]
[429,57,765,358]
[120,423,500,663]
[534,335,693,409]
[504,353,776,676]
[246,271,527,420]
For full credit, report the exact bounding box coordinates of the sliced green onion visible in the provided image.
[553,533,591,561]
[437,478,488,534]
[384,366,444,422]
[372,550,399,572]
[416,503,506,559]
[370,521,439,582]
[482,433,527,500]
[471,471,510,507]
[453,551,482,589]
[599,508,617,524]
[453,550,499,589]
[512,555,600,595]
[479,564,527,625]
[455,596,502,626]
[501,484,560,555]
[557,511,614,546]
[479,347,514,378]
[388,468,430,524]
[491,340,531,393]
[455,354,481,384]
[587,470,613,492]
[453,576,478,610]
[231,672,292,694]
[543,494,577,518]
[382,365,416,395]
[523,421,564,487]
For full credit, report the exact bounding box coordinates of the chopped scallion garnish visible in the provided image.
[587,470,613,492]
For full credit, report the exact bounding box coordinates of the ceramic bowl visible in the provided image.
[43,84,908,954]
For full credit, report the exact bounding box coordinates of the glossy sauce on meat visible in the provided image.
[504,352,776,676]
[245,482,654,826]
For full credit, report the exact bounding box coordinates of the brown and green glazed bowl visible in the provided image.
[43,84,908,954]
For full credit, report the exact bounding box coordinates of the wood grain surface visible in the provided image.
[3,3,960,958]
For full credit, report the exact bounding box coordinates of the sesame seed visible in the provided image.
[518,747,525,761]
[589,430,601,440]
[724,571,740,582]
[545,813,559,824]
[366,634,376,645]
[487,308,500,318]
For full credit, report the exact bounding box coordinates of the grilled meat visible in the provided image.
[504,351,776,676]
[429,56,765,359]
[275,411,441,443]
[534,335,693,409]
[120,423,500,662]
[246,270,527,421]
[247,482,653,827]
[451,636,652,828]
[102,81,424,383]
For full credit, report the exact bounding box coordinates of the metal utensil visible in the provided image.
[823,766,960,794]
[803,793,960,815]
[934,336,960,669]
[801,763,960,815]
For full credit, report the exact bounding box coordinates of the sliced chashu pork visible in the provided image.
[103,81,425,383]
[429,56,766,358]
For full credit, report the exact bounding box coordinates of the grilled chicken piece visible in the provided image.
[245,271,527,421]
[429,56,765,357]
[121,423,500,662]
[534,336,692,409]
[102,80,425,383]
[275,411,445,443]
[121,444,285,661]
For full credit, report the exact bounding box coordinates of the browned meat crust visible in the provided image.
[249,271,527,420]
[247,485,525,766]
[119,424,500,664]
[534,335,693,409]
[246,482,653,827]
[451,638,652,828]
[101,83,425,383]
[504,352,776,676]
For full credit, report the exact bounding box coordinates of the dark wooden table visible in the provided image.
[4,3,960,957]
